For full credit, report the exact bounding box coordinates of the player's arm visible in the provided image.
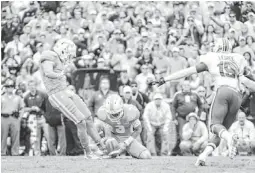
[239,75,255,92]
[41,60,63,79]
[162,63,208,84]
[123,109,141,147]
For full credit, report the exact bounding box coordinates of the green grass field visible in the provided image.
[2,156,255,173]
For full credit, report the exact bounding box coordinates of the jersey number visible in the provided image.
[217,61,237,78]
[115,125,125,134]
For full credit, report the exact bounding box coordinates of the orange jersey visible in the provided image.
[97,104,140,142]
[199,52,246,90]
[39,50,68,95]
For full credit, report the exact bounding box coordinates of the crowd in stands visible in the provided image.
[1,1,255,157]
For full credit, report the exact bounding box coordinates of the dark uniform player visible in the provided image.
[150,38,247,166]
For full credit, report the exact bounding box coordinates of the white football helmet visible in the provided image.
[104,94,124,120]
[53,38,77,63]
[213,38,232,53]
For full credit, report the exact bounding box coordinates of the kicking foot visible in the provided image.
[195,154,206,167]
[84,152,102,159]
[228,134,239,159]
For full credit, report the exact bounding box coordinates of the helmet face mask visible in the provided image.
[104,95,124,121]
[54,39,77,63]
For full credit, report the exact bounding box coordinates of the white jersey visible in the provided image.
[199,52,246,90]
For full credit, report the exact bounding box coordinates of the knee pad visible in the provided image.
[105,138,120,154]
[138,150,151,159]
[210,124,226,137]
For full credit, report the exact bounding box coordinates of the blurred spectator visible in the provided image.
[135,64,155,94]
[15,67,33,89]
[171,80,202,155]
[19,115,31,156]
[23,80,48,156]
[122,86,143,113]
[229,111,255,156]
[44,98,66,156]
[88,77,115,119]
[196,86,210,124]
[244,12,255,37]
[1,79,24,156]
[131,81,150,109]
[143,93,172,156]
[117,69,131,96]
[167,47,187,97]
[233,36,255,59]
[180,113,208,156]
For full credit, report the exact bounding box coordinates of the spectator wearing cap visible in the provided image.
[244,12,255,37]
[233,36,255,59]
[228,111,255,155]
[135,64,155,94]
[167,47,188,97]
[23,80,48,156]
[19,115,31,156]
[143,93,172,156]
[97,11,114,33]
[1,79,24,156]
[180,112,208,156]
[122,86,143,113]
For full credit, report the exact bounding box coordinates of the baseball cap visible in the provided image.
[153,93,163,100]
[141,32,148,37]
[239,36,246,41]
[229,28,235,33]
[82,55,93,60]
[97,58,105,63]
[186,112,199,121]
[123,86,132,93]
[113,29,122,34]
[130,81,138,86]
[78,28,85,34]
[248,12,255,17]
[126,48,132,52]
[172,47,180,52]
[89,10,97,15]
[5,79,15,87]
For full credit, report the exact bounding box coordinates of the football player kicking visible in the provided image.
[40,38,105,159]
[97,94,151,159]
[150,38,249,166]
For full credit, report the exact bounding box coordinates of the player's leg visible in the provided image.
[49,92,96,158]
[195,87,228,166]
[71,94,102,146]
[146,125,157,156]
[159,125,170,156]
[127,139,151,159]
[220,90,242,158]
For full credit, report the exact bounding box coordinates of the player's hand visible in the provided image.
[32,106,40,112]
[119,142,127,151]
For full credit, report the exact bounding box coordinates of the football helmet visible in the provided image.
[104,94,124,120]
[53,38,77,63]
[213,38,232,53]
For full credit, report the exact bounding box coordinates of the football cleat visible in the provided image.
[195,154,206,167]
[108,149,122,158]
[228,134,239,159]
[84,152,102,160]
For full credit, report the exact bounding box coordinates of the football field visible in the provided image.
[1,156,255,173]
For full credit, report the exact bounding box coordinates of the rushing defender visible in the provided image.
[150,38,248,166]
[97,94,151,159]
[39,38,104,159]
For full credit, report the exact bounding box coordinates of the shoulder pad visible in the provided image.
[40,51,58,64]
[97,106,107,121]
[123,104,139,122]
